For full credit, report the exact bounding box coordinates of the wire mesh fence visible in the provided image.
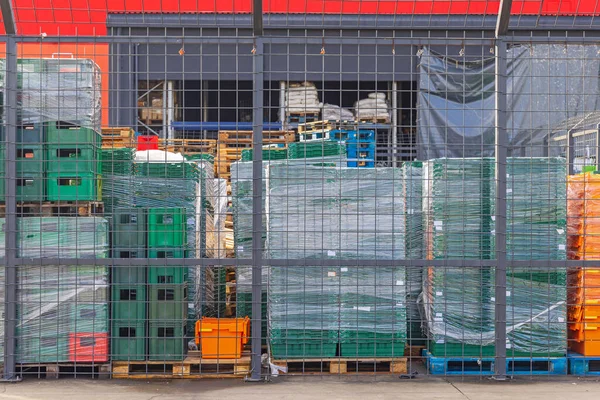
[1,0,600,381]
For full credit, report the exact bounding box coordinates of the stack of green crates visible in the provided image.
[147,207,187,361]
[240,147,288,161]
[267,165,407,358]
[100,148,134,176]
[14,217,109,363]
[111,207,148,361]
[423,157,567,357]
[0,124,47,202]
[287,141,346,159]
[45,121,102,201]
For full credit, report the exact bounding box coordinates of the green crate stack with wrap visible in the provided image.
[231,155,348,344]
[423,157,567,358]
[14,217,109,363]
[401,161,425,343]
[266,165,406,358]
[423,158,496,357]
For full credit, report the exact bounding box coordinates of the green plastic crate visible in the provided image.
[148,284,187,322]
[148,266,186,284]
[70,303,108,333]
[46,121,101,146]
[46,173,99,201]
[112,208,147,249]
[340,332,406,358]
[16,335,69,363]
[148,322,186,361]
[112,264,146,285]
[15,175,45,202]
[112,285,147,322]
[147,248,186,259]
[46,144,99,175]
[17,144,45,175]
[269,329,338,359]
[112,321,146,361]
[16,124,44,143]
[147,208,186,248]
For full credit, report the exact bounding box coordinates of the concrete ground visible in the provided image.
[1,376,600,400]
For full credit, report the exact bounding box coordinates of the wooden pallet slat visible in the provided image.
[272,357,408,375]
[0,201,104,217]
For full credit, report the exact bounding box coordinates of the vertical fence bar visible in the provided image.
[250,37,264,381]
[3,35,18,381]
[494,37,508,380]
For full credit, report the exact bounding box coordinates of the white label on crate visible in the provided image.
[558,317,565,323]
[436,340,445,344]
[434,317,443,322]
[491,216,496,221]
[506,343,512,349]
[188,302,194,309]
[507,174,510,178]
[327,250,336,257]
[237,246,244,252]
[559,244,566,250]
[353,306,371,312]
[491,297,496,302]
[507,189,513,194]
[491,230,496,235]
[327,271,336,277]
[396,280,404,286]
[436,291,443,297]
[557,229,565,235]
[506,291,511,297]
[434,221,443,227]
[341,267,348,272]
[436,312,443,318]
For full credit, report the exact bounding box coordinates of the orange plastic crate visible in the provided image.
[68,332,109,362]
[571,339,600,356]
[195,317,249,359]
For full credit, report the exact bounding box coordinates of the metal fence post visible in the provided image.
[250,37,264,382]
[494,37,508,380]
[3,35,18,382]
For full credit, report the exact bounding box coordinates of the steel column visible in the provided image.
[3,35,18,382]
[494,37,508,380]
[250,38,264,382]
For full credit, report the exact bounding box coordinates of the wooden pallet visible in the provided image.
[14,363,110,379]
[357,117,390,124]
[0,201,104,217]
[101,127,135,149]
[159,138,217,156]
[287,113,320,124]
[112,352,250,379]
[214,130,294,179]
[271,357,407,375]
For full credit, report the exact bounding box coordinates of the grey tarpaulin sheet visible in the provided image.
[417,45,600,159]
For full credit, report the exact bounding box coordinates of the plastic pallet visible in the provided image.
[423,350,568,376]
[569,352,600,375]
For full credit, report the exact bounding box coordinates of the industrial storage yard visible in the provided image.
[5,0,600,394]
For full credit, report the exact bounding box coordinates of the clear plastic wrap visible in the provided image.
[11,217,109,363]
[266,165,406,357]
[422,158,567,356]
[401,161,424,340]
[0,58,102,131]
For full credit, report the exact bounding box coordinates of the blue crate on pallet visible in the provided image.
[423,350,568,376]
[347,142,376,168]
[569,353,600,375]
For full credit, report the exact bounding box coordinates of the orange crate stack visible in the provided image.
[195,317,250,359]
[568,174,600,355]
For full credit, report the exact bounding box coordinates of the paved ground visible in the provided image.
[1,376,600,400]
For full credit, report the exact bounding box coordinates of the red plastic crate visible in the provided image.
[68,332,109,362]
[137,135,159,151]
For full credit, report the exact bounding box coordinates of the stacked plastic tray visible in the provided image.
[423,157,567,357]
[266,165,406,358]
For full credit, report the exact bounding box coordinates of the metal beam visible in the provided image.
[0,0,16,35]
[3,35,18,382]
[494,37,508,381]
[253,0,263,36]
[249,37,264,382]
[495,0,514,37]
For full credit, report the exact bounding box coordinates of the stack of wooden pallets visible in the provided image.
[101,127,135,149]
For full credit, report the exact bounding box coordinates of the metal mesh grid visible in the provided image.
[0,0,599,382]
